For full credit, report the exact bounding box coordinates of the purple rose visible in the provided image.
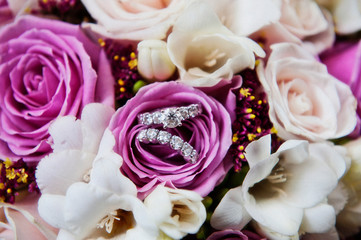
[109,81,234,199]
[207,230,266,240]
[321,40,361,118]
[0,16,114,163]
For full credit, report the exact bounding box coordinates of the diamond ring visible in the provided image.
[137,103,201,129]
[136,128,199,164]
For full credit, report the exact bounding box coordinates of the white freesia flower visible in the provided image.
[211,135,346,239]
[36,103,158,239]
[167,1,265,87]
[258,43,357,142]
[144,185,206,240]
[36,103,115,195]
[137,40,176,82]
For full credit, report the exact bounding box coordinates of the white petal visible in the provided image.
[79,103,115,153]
[281,151,339,208]
[207,0,282,36]
[244,134,271,168]
[254,223,299,240]
[301,227,339,240]
[211,187,251,230]
[38,194,67,230]
[36,150,95,195]
[276,140,309,165]
[63,183,157,239]
[90,129,137,196]
[48,116,83,152]
[144,185,173,225]
[245,197,303,236]
[301,203,336,234]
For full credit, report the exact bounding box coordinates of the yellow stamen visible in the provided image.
[6,169,16,180]
[118,79,125,86]
[113,55,120,61]
[130,52,136,59]
[128,59,138,69]
[239,88,251,97]
[232,134,238,143]
[98,38,105,47]
[247,133,256,141]
[4,158,12,168]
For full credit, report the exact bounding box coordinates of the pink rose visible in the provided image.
[321,40,361,120]
[81,0,193,40]
[108,81,236,199]
[0,16,114,163]
[258,43,357,141]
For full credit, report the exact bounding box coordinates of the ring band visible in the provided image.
[138,103,201,129]
[137,128,199,164]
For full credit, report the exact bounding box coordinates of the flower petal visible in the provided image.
[36,150,95,195]
[211,187,251,230]
[301,203,336,234]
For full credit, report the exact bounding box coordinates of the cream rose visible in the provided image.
[81,0,193,40]
[255,0,334,54]
[257,43,357,142]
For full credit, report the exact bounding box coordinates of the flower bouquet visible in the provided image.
[1,0,361,239]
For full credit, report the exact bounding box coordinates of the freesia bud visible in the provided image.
[137,39,176,82]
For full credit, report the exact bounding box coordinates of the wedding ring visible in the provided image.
[138,103,201,129]
[137,128,199,164]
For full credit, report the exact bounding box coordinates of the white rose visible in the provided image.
[81,0,193,40]
[255,0,335,54]
[258,43,357,142]
[167,1,265,87]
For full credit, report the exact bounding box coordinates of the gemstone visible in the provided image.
[188,104,200,118]
[162,108,182,128]
[147,128,159,142]
[189,150,198,164]
[139,113,153,125]
[181,142,193,157]
[170,136,184,150]
[157,131,172,144]
[137,129,148,142]
[178,106,189,120]
[152,111,165,124]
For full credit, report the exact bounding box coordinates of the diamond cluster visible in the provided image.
[137,128,199,164]
[138,104,201,129]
